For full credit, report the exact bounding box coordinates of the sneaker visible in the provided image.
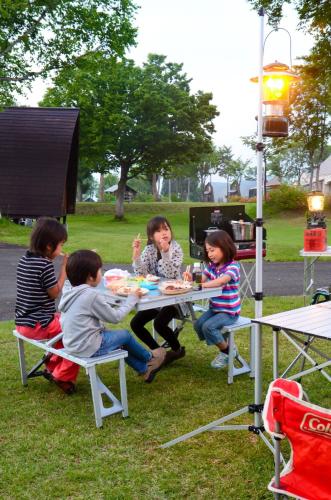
[210,345,238,369]
[53,378,76,395]
[164,346,186,366]
[42,369,53,381]
[211,351,229,369]
[144,348,167,383]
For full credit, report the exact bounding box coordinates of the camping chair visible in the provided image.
[263,378,331,500]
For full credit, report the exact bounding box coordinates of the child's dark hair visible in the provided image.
[66,250,102,286]
[147,216,173,245]
[203,230,237,264]
[30,217,67,256]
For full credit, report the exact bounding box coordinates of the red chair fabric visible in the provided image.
[263,379,331,500]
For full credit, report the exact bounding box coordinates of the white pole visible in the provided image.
[254,6,264,427]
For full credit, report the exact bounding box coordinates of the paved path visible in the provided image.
[1,243,331,321]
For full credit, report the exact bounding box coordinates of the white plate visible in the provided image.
[146,274,160,282]
[116,287,149,297]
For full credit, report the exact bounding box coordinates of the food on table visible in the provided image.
[145,274,160,282]
[105,279,126,292]
[104,269,131,280]
[116,286,148,297]
[159,280,192,295]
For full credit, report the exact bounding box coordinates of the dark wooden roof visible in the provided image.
[0,107,79,218]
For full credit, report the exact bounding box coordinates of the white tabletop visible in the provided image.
[100,282,222,311]
[253,301,331,340]
[136,286,222,311]
[300,246,331,257]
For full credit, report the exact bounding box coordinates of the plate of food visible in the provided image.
[104,278,126,292]
[116,286,149,297]
[159,280,192,295]
[145,274,160,283]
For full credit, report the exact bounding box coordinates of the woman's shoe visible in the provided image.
[164,346,186,366]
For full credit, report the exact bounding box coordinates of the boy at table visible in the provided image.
[59,250,166,383]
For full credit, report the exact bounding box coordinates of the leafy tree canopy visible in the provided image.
[247,0,331,36]
[0,0,136,103]
[41,52,219,218]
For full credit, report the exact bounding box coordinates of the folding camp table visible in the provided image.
[300,246,331,304]
[253,301,331,384]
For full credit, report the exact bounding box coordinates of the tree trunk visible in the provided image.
[99,173,105,202]
[309,163,314,190]
[152,173,160,201]
[187,178,190,201]
[115,164,129,219]
[315,165,320,189]
[76,181,82,202]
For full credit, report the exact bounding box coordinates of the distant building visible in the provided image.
[203,180,257,202]
[301,154,331,195]
[105,184,137,202]
[266,177,282,191]
[248,177,282,198]
[83,196,96,202]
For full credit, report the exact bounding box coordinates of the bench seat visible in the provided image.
[13,329,128,428]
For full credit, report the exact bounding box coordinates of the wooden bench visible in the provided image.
[13,329,128,428]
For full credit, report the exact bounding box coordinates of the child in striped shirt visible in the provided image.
[15,217,80,393]
[189,230,241,369]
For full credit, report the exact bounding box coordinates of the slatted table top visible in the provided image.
[253,301,331,340]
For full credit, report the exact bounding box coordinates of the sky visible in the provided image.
[23,0,313,173]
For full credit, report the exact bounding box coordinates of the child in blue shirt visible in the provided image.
[185,230,241,369]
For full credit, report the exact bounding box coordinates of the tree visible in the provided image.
[41,53,219,218]
[0,0,136,104]
[289,55,331,188]
[223,158,252,197]
[247,1,331,72]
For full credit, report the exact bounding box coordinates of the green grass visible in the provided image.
[1,296,330,499]
[0,202,313,262]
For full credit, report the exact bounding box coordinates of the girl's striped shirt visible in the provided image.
[15,251,57,328]
[204,261,241,316]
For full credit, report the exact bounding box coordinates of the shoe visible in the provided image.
[164,346,186,366]
[151,347,167,360]
[144,348,167,383]
[211,345,238,369]
[42,369,53,381]
[53,378,76,395]
[211,351,229,369]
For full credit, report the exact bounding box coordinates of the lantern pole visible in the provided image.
[253,6,265,428]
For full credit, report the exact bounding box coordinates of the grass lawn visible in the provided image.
[0,202,311,263]
[1,296,330,499]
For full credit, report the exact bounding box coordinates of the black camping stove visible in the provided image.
[189,205,266,261]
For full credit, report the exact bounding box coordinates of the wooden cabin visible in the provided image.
[0,107,79,220]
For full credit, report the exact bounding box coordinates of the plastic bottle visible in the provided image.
[192,262,202,284]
